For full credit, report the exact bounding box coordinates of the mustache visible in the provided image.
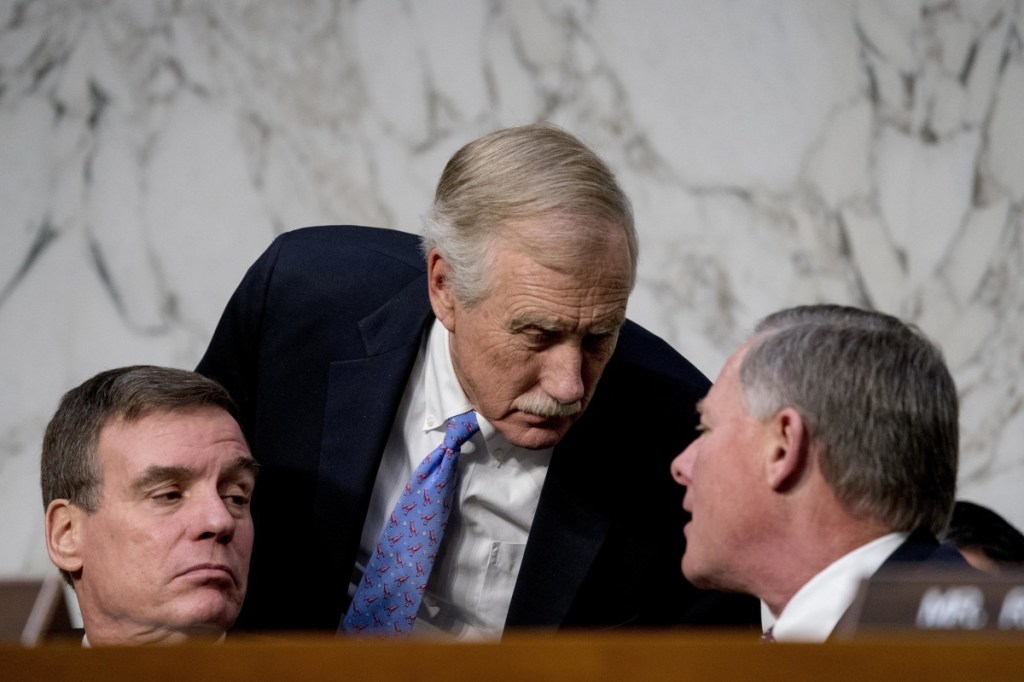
[512,393,583,418]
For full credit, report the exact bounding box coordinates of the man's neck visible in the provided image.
[760,516,893,616]
[82,620,226,646]
[762,531,908,642]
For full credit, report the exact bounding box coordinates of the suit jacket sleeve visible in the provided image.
[197,226,430,630]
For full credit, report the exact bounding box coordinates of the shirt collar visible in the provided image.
[423,318,473,429]
[422,319,496,440]
[766,531,908,642]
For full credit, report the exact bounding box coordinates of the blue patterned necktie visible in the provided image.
[343,410,479,636]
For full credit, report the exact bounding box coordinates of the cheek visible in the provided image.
[89,514,162,561]
[463,338,539,389]
[690,444,726,502]
[581,353,613,390]
[483,360,539,406]
[236,521,255,558]
[97,526,170,591]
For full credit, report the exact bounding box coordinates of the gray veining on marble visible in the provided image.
[2,0,1022,581]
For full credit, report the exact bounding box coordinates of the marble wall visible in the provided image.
[2,0,1022,581]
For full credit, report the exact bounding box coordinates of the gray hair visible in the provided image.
[422,122,638,306]
[738,305,959,536]
[41,365,242,514]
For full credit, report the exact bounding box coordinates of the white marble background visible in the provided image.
[2,0,1022,581]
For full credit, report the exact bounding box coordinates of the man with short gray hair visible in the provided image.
[672,304,968,642]
[199,122,758,636]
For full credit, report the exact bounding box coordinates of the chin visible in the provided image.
[172,594,242,632]
[681,558,727,593]
[506,425,567,450]
[502,414,577,450]
[680,557,706,588]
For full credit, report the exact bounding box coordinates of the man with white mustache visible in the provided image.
[198,122,758,637]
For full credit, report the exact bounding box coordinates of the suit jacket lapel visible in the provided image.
[313,274,433,599]
[312,269,616,630]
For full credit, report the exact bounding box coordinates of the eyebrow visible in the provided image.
[231,456,261,478]
[509,314,559,331]
[131,465,195,493]
[510,313,626,335]
[130,456,260,493]
[588,317,626,335]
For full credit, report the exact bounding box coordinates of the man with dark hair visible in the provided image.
[943,500,1024,573]
[198,122,757,636]
[42,365,258,645]
[672,304,968,642]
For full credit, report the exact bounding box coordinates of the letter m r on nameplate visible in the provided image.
[835,569,1024,638]
[998,587,1024,629]
[916,586,987,629]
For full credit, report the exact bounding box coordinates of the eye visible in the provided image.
[520,327,558,346]
[151,488,183,504]
[221,484,253,509]
[583,331,617,353]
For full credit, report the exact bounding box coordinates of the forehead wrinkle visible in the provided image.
[509,310,559,330]
[508,306,625,333]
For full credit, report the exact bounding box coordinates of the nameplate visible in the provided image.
[839,569,1024,637]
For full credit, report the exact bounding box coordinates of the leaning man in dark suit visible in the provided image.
[671,304,968,642]
[42,366,258,645]
[198,122,757,637]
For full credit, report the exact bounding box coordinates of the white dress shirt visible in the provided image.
[762,532,908,642]
[351,319,552,639]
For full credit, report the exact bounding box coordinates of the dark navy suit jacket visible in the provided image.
[877,529,972,573]
[831,528,974,638]
[198,225,758,633]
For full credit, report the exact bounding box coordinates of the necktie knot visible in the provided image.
[444,411,479,448]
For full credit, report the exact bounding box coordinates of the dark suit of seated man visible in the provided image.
[197,122,758,637]
[42,366,258,645]
[671,304,969,642]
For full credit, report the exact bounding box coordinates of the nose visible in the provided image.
[671,443,696,487]
[194,490,237,545]
[542,343,585,405]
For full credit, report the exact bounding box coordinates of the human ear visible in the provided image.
[45,499,84,575]
[426,249,457,331]
[765,407,809,492]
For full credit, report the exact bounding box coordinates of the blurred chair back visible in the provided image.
[0,575,74,646]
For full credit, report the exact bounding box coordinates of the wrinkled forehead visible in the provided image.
[499,214,634,279]
[97,406,250,473]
